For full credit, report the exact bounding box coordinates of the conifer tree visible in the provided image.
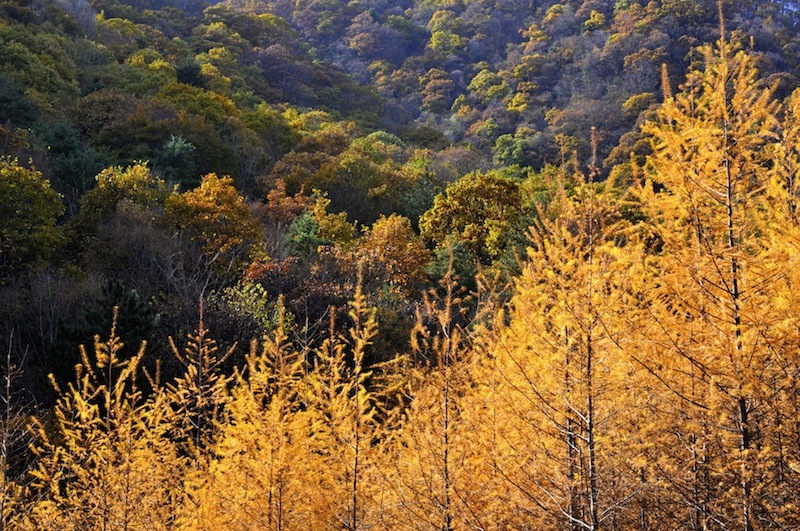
[379,263,500,529]
[299,276,391,529]
[184,301,310,530]
[636,37,800,529]
[24,310,186,530]
[166,300,234,458]
[490,172,646,529]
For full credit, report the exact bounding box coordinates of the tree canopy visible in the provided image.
[3,1,800,528]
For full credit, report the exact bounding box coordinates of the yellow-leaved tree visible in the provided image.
[166,173,264,277]
[378,267,499,529]
[24,310,187,530]
[488,171,648,529]
[166,303,234,529]
[635,38,800,529]
[299,282,387,529]
[182,302,311,530]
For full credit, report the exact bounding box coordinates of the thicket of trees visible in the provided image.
[2,0,799,390]
[2,24,800,527]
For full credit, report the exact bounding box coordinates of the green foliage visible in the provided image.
[52,279,161,385]
[284,192,355,262]
[201,5,295,47]
[175,57,204,87]
[424,240,477,293]
[0,158,64,276]
[467,69,510,104]
[153,134,196,186]
[94,16,147,60]
[34,119,110,200]
[207,281,290,341]
[157,82,238,126]
[285,210,326,261]
[397,158,444,225]
[0,23,79,111]
[317,131,413,225]
[310,193,356,246]
[427,10,465,55]
[82,280,160,352]
[70,163,170,236]
[492,127,549,168]
[240,103,299,160]
[419,170,523,263]
[0,75,38,126]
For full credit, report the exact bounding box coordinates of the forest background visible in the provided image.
[2,0,800,528]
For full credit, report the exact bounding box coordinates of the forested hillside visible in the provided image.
[2,0,800,528]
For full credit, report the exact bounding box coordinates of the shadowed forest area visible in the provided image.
[2,0,800,528]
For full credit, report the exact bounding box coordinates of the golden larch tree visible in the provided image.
[24,310,187,530]
[635,39,800,530]
[489,173,648,530]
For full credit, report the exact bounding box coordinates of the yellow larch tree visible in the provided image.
[378,267,501,529]
[299,280,389,529]
[166,302,234,529]
[635,38,800,530]
[488,172,649,530]
[183,302,311,530]
[165,302,234,459]
[23,310,187,530]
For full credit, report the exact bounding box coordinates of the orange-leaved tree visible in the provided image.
[166,173,264,277]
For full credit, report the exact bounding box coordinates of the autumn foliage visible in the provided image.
[5,5,800,530]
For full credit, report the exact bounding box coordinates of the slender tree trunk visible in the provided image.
[0,340,13,531]
[586,333,599,531]
[738,395,751,531]
[639,468,648,531]
[690,433,701,531]
[277,474,284,531]
[585,175,599,531]
[351,357,360,531]
[723,119,751,531]
[565,329,578,531]
[443,366,452,531]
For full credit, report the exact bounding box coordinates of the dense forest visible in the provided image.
[2,0,800,528]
